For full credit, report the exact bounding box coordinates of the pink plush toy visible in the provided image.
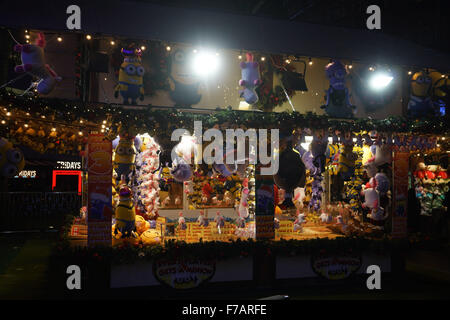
[238,178,250,218]
[14,32,61,94]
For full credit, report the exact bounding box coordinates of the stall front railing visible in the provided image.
[0,192,81,231]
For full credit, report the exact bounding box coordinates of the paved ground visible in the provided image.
[0,232,449,300]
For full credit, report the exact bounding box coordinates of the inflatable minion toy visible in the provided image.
[407,71,436,117]
[114,186,137,238]
[114,46,145,105]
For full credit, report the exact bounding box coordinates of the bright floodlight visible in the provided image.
[369,73,393,90]
[192,51,220,76]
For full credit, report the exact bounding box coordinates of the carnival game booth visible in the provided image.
[39,107,444,290]
[0,28,448,291]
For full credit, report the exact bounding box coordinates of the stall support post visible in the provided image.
[253,165,276,287]
[391,151,409,273]
[87,133,113,247]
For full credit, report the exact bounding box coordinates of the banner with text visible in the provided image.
[87,134,113,246]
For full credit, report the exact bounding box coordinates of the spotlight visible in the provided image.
[261,56,266,61]
[192,50,220,76]
[408,71,412,75]
[57,36,62,42]
[110,40,115,46]
[308,58,313,65]
[6,112,11,116]
[1,120,5,124]
[166,46,171,51]
[238,55,242,60]
[25,34,30,39]
[86,35,92,40]
[285,59,291,64]
[369,72,394,91]
[369,66,375,71]
[141,45,146,51]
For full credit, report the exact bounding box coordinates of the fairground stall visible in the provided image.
[0,16,448,291]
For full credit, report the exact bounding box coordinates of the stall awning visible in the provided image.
[1,0,449,70]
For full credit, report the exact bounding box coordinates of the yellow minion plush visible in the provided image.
[326,144,340,175]
[114,186,137,238]
[114,46,145,105]
[407,70,436,117]
[338,144,356,181]
[0,137,25,178]
[113,137,136,185]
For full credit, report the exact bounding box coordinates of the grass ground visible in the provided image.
[0,232,449,300]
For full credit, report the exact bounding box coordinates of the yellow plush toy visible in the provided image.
[0,137,25,177]
[140,229,162,246]
[114,186,137,238]
[135,215,150,234]
[114,46,145,105]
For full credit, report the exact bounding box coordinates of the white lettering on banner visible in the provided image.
[15,170,37,178]
[56,161,81,170]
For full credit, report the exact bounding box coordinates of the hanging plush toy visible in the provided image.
[0,137,25,178]
[170,154,192,182]
[114,46,145,105]
[239,53,262,105]
[14,32,61,94]
[238,178,250,219]
[114,186,137,238]
[321,60,355,118]
[168,47,202,107]
[113,126,138,186]
[407,71,436,118]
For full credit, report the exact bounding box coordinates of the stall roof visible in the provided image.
[1,0,449,70]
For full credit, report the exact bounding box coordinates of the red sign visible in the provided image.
[392,152,409,238]
[87,134,113,247]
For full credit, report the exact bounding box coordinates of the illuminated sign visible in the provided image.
[56,161,81,170]
[52,170,82,195]
[14,170,37,178]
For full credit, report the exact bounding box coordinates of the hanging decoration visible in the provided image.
[320,60,355,118]
[113,124,139,186]
[13,32,61,95]
[114,46,145,105]
[238,52,262,105]
[167,47,202,107]
[407,70,437,118]
[134,135,160,219]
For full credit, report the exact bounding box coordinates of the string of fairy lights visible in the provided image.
[1,28,449,146]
